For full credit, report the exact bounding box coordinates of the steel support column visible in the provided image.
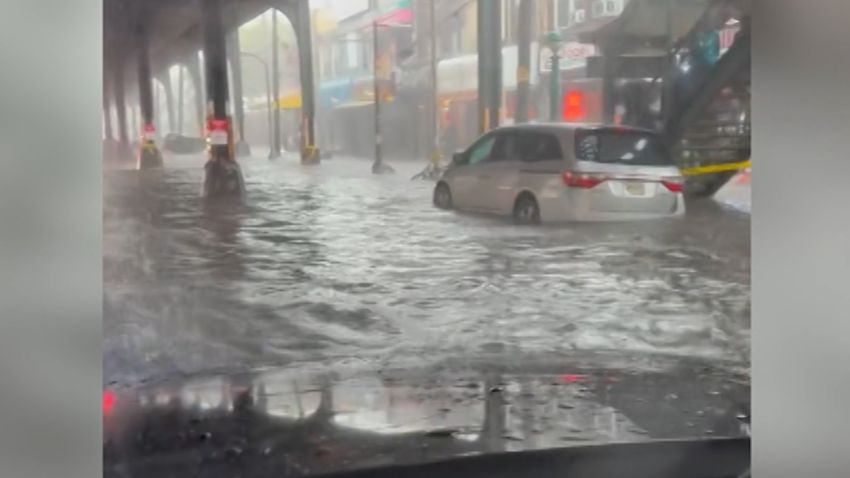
[112,57,131,160]
[201,0,245,198]
[129,101,138,149]
[159,72,176,134]
[186,54,205,136]
[515,0,534,123]
[135,16,163,169]
[284,0,320,165]
[103,68,117,162]
[227,29,251,156]
[477,0,502,133]
[177,65,185,134]
[103,71,115,141]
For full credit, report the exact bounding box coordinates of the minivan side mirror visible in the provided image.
[452,152,465,165]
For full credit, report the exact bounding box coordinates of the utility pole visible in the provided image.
[270,10,282,159]
[490,2,502,130]
[477,0,502,133]
[372,19,383,173]
[428,0,439,165]
[516,0,534,123]
[545,31,563,121]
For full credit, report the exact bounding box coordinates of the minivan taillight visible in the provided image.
[561,171,605,189]
[661,178,684,193]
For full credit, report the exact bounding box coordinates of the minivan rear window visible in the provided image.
[521,132,563,162]
[574,129,671,166]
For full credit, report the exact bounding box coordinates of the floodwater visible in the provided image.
[103,154,750,388]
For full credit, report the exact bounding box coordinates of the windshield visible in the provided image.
[103,0,751,476]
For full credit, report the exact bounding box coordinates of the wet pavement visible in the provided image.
[104,153,750,390]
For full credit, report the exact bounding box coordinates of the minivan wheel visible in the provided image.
[513,194,540,225]
[433,182,453,210]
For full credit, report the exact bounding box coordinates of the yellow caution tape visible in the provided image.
[681,160,751,177]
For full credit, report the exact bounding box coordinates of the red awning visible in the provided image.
[375,8,412,26]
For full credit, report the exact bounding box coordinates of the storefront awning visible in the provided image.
[374,8,413,26]
[334,100,375,110]
[276,93,301,110]
[578,0,713,47]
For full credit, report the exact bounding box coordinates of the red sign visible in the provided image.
[562,42,595,61]
[206,118,229,145]
[541,42,596,72]
[142,123,156,140]
[206,118,228,132]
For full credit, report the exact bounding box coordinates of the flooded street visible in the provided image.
[104,154,750,387]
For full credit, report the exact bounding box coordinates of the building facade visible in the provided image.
[310,0,634,159]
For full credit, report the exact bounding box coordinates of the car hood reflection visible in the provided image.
[104,363,749,477]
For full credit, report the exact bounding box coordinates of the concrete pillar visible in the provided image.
[291,0,320,164]
[226,30,250,156]
[135,16,164,169]
[477,0,502,133]
[201,0,245,198]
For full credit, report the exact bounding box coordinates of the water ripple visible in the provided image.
[104,155,750,385]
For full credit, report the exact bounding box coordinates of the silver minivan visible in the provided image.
[433,123,686,223]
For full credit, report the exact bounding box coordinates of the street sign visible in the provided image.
[207,118,229,145]
[540,42,597,72]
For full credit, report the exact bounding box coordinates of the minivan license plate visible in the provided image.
[625,182,645,195]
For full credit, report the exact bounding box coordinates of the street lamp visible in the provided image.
[240,51,275,159]
[544,31,563,122]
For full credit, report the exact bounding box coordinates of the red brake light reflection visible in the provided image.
[560,374,587,384]
[103,390,115,415]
